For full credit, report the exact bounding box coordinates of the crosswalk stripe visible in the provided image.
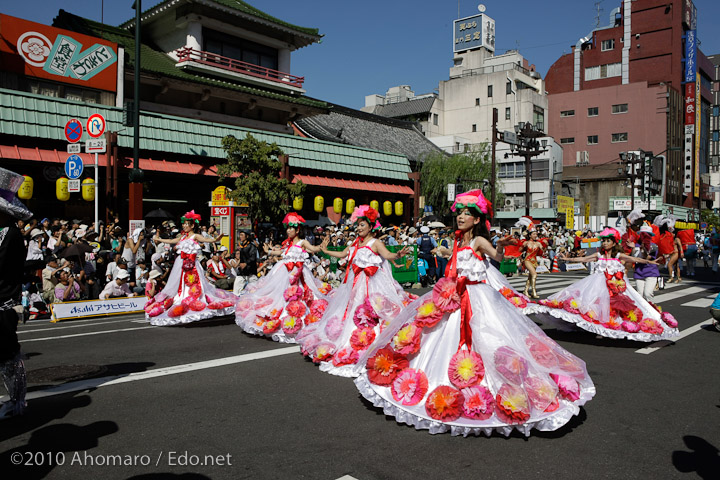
[635,318,713,354]
[650,285,718,304]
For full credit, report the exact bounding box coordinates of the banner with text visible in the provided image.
[51,296,147,322]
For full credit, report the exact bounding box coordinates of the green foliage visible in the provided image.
[701,209,719,229]
[419,144,500,217]
[217,133,305,224]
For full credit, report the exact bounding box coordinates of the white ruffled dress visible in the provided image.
[524,254,679,341]
[235,241,333,343]
[353,243,595,437]
[296,239,417,377]
[145,236,237,326]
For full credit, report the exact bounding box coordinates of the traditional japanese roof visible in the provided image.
[294,103,444,165]
[368,96,436,119]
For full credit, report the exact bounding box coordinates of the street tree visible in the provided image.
[217,133,305,224]
[419,144,501,218]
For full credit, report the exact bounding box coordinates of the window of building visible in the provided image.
[487,85,493,97]
[601,39,615,51]
[475,98,480,106]
[560,110,575,117]
[472,124,477,132]
[533,105,545,132]
[498,162,526,179]
[560,137,575,144]
[506,81,513,95]
[713,130,719,142]
[505,107,511,120]
[612,103,628,114]
[713,106,719,117]
[587,135,599,145]
[204,28,278,70]
[531,159,550,180]
[585,62,621,81]
[587,106,599,117]
[611,132,628,143]
[433,113,439,126]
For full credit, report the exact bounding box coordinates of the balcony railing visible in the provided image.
[175,47,305,89]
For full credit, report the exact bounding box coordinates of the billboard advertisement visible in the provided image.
[0,14,118,92]
[453,14,495,53]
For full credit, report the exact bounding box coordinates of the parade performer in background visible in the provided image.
[235,213,333,343]
[676,227,697,277]
[633,224,661,302]
[297,205,414,377]
[654,215,679,283]
[353,189,595,436]
[516,218,546,299]
[620,208,644,272]
[145,211,236,326]
[527,227,679,341]
[0,167,32,419]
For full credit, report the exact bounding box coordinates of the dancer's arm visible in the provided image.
[374,242,411,261]
[321,244,350,259]
[476,236,507,263]
[558,251,599,263]
[153,234,182,246]
[618,253,660,265]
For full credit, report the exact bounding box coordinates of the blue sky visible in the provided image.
[4,1,720,109]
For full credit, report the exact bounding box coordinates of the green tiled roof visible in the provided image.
[53,10,327,109]
[124,0,320,38]
[0,89,411,181]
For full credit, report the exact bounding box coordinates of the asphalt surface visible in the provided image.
[1,270,719,480]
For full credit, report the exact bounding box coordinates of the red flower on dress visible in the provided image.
[605,318,622,330]
[286,300,306,318]
[494,346,528,385]
[350,327,376,351]
[550,374,581,402]
[188,283,202,299]
[263,318,281,334]
[167,304,189,318]
[525,375,559,411]
[366,347,408,386]
[236,298,253,313]
[309,298,329,317]
[448,349,485,389]
[499,287,514,299]
[414,300,443,328]
[425,385,464,422]
[332,347,359,367]
[544,396,560,413]
[509,296,528,309]
[188,300,206,311]
[621,308,643,324]
[353,302,379,328]
[563,298,581,314]
[391,368,429,406]
[147,304,164,317]
[163,297,174,310]
[525,334,558,369]
[390,323,422,356]
[207,301,228,310]
[495,384,531,424]
[313,342,336,363]
[460,385,494,420]
[609,294,635,314]
[660,312,678,328]
[638,318,663,334]
[281,316,302,335]
[184,271,199,286]
[432,277,461,313]
[304,314,320,325]
[283,285,303,302]
[540,298,563,309]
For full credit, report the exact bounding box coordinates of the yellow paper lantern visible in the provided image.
[56,177,70,201]
[82,178,95,201]
[314,195,324,213]
[395,201,404,216]
[18,176,33,200]
[293,196,303,211]
[333,197,343,214]
[370,200,379,211]
[345,198,355,214]
[383,200,392,217]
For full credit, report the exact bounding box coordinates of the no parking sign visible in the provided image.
[64,118,82,143]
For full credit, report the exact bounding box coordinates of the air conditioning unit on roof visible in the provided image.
[576,151,590,166]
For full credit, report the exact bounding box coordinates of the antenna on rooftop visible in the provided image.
[594,1,604,28]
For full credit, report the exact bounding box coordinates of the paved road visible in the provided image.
[1,271,719,479]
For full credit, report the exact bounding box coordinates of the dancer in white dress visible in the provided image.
[296,205,415,377]
[145,211,237,326]
[235,212,333,343]
[353,190,595,436]
[525,227,679,341]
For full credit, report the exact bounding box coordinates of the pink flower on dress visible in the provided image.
[540,298,563,309]
[414,300,443,328]
[494,346,528,385]
[525,334,558,369]
[310,298,329,317]
[460,385,494,420]
[188,300,206,311]
[661,312,678,328]
[313,342,336,363]
[163,297,174,310]
[281,316,302,335]
[304,314,320,325]
[324,315,344,341]
[639,318,663,334]
[236,298,253,313]
[319,283,332,295]
[509,296,528,309]
[263,318,281,334]
[350,327,376,351]
[605,318,622,330]
[254,296,273,310]
[187,283,202,299]
[550,373,581,401]
[353,303,379,328]
[167,304,189,318]
[432,277,461,313]
[563,298,581,314]
[425,385,464,421]
[555,350,585,378]
[391,368,429,406]
[544,396,560,412]
[390,323,422,355]
[448,349,485,389]
[207,301,228,310]
[147,304,164,317]
[332,347,359,367]
[525,375,559,411]
[621,321,641,333]
[621,308,643,324]
[286,300,306,318]
[366,347,409,386]
[495,384,530,424]
[283,285,303,302]
[299,334,321,357]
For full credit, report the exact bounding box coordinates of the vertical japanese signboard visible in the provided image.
[453,14,495,53]
[683,1,697,195]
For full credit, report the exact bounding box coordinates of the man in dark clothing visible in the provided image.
[233,231,258,294]
[0,167,32,420]
[416,225,437,284]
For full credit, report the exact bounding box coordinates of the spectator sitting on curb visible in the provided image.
[99,269,136,299]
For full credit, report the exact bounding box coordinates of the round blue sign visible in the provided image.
[65,154,84,179]
[65,119,83,143]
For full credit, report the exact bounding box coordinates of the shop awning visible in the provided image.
[292,174,413,195]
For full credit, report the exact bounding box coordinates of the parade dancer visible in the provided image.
[353,190,595,436]
[526,227,679,341]
[235,213,333,343]
[0,168,32,419]
[516,218,546,299]
[145,211,237,326]
[296,205,414,377]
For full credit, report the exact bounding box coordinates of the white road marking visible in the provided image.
[20,326,155,342]
[18,318,137,334]
[635,318,713,354]
[4,346,300,402]
[651,285,717,304]
[681,293,717,308]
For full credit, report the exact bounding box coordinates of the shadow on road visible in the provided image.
[672,435,720,479]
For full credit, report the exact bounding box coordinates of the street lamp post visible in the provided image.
[513,122,547,216]
[129,0,144,225]
[490,108,498,221]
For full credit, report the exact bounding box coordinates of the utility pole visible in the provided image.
[128,0,144,226]
[491,108,498,221]
[513,122,547,216]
